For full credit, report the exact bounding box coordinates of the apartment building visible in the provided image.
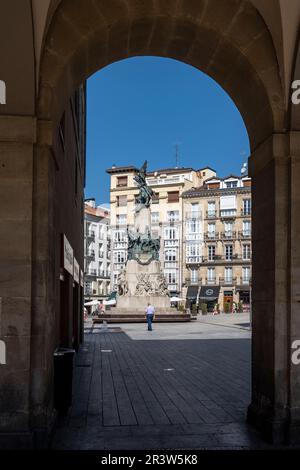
[182,175,252,311]
[106,165,216,294]
[84,199,111,299]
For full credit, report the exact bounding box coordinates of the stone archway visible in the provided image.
[2,0,300,447]
[33,0,293,445]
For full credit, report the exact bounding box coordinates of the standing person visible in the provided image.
[145,303,155,331]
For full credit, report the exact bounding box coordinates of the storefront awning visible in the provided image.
[186,285,199,300]
[199,286,220,301]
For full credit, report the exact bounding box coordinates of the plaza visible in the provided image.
[51,314,274,450]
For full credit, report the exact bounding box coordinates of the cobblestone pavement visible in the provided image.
[51,315,274,450]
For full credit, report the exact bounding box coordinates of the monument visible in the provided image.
[116,161,170,311]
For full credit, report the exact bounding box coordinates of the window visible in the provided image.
[114,230,126,242]
[167,210,179,222]
[243,220,251,237]
[225,245,233,260]
[208,245,216,261]
[224,221,233,237]
[166,271,177,285]
[116,214,127,225]
[152,192,159,204]
[242,267,251,283]
[207,267,216,282]
[243,244,251,260]
[225,267,233,282]
[187,218,199,233]
[207,223,216,238]
[207,201,216,217]
[165,249,177,261]
[117,195,127,207]
[151,212,159,224]
[114,251,126,264]
[117,176,128,187]
[220,195,237,217]
[190,268,198,283]
[191,203,199,213]
[168,191,179,203]
[164,227,178,240]
[243,199,251,215]
[226,181,238,188]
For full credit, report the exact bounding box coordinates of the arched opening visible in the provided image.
[28,0,294,447]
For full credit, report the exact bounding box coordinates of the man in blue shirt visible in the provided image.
[145,303,155,331]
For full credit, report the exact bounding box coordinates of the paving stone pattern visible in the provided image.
[51,321,273,450]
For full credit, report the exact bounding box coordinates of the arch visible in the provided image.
[38,0,285,150]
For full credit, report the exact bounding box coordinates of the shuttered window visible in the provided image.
[168,191,179,203]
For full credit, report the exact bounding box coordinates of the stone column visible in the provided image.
[0,115,35,445]
[289,131,300,443]
[248,132,300,444]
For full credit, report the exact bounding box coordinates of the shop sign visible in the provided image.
[63,234,73,275]
[73,258,79,283]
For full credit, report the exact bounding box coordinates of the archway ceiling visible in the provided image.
[39,0,286,149]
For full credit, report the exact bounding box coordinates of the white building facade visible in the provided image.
[84,200,111,299]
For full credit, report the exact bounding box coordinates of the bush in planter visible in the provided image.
[224,302,231,314]
[238,301,244,313]
[191,303,198,315]
[178,304,185,312]
[200,303,207,315]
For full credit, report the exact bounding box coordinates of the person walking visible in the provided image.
[145,303,155,331]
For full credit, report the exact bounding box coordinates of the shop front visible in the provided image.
[199,286,220,313]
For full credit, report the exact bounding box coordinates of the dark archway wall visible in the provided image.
[38,0,285,149]
[1,0,300,447]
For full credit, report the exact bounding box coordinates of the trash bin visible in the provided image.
[53,347,75,415]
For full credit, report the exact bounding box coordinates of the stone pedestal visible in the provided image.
[117,260,170,310]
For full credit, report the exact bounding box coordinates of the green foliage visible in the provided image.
[200,303,207,315]
[224,302,231,313]
[238,301,244,313]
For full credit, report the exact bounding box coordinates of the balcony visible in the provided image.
[204,232,219,241]
[186,211,202,219]
[238,277,251,286]
[186,256,202,264]
[238,230,251,239]
[164,239,179,247]
[220,209,237,218]
[97,270,111,279]
[219,277,237,286]
[205,278,217,285]
[85,269,97,277]
[221,231,237,240]
[164,261,178,269]
[185,278,201,286]
[206,210,217,219]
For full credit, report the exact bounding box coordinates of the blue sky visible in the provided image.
[86,56,250,205]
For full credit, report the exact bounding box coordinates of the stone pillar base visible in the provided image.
[247,403,290,444]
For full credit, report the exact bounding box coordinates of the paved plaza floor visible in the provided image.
[51,313,275,450]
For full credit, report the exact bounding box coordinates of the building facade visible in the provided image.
[107,165,217,295]
[182,175,252,312]
[84,200,111,299]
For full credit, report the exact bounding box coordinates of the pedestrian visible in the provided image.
[145,302,155,331]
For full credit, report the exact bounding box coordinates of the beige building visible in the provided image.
[182,175,252,312]
[106,165,216,294]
